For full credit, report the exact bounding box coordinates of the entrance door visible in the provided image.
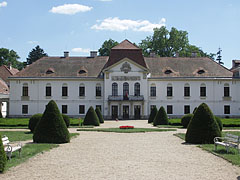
[123,105,129,119]
[134,105,141,119]
[112,106,118,119]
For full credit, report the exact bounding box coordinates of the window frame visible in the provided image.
[46,85,51,97]
[62,84,68,97]
[123,82,129,96]
[96,84,101,97]
[224,105,230,114]
[150,84,156,97]
[167,105,173,114]
[62,105,68,114]
[79,105,85,114]
[22,84,28,97]
[79,84,85,97]
[167,86,173,97]
[112,83,118,96]
[22,105,28,114]
[224,84,230,97]
[134,82,140,96]
[184,105,190,114]
[184,84,190,97]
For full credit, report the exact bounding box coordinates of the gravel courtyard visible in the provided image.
[1,120,240,180]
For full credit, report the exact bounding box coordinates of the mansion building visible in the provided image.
[9,40,240,119]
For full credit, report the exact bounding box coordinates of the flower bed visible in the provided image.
[119,125,134,129]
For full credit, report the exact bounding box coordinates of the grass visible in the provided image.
[0,131,32,141]
[77,128,176,133]
[174,131,240,166]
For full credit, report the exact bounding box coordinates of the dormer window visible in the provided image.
[197,70,205,74]
[46,68,54,74]
[79,70,87,74]
[165,70,172,74]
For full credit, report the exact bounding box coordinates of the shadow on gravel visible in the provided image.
[237,176,240,180]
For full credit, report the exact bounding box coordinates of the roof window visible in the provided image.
[197,69,205,74]
[164,70,172,74]
[79,70,87,74]
[46,68,54,74]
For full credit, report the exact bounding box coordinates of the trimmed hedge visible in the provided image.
[186,103,221,144]
[153,106,169,126]
[181,114,193,128]
[148,106,158,123]
[33,100,70,143]
[0,134,7,173]
[28,113,42,133]
[95,107,104,124]
[215,116,223,131]
[83,106,100,126]
[62,114,70,128]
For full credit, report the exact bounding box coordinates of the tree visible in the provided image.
[27,45,47,65]
[83,106,100,126]
[0,134,7,173]
[186,103,221,144]
[98,39,119,56]
[33,100,70,143]
[139,26,212,58]
[148,106,158,123]
[95,107,104,124]
[153,106,169,126]
[0,48,24,70]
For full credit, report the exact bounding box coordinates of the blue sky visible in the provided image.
[0,0,239,68]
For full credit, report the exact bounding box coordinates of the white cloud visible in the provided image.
[0,1,7,8]
[72,48,90,53]
[50,4,92,15]
[27,40,38,44]
[91,17,166,32]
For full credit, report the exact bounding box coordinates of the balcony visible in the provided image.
[108,95,144,101]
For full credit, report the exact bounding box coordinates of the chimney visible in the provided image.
[149,51,156,58]
[64,51,69,58]
[90,51,97,58]
[8,63,12,70]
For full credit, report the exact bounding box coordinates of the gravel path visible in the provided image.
[1,121,240,180]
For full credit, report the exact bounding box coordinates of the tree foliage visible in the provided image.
[0,48,24,70]
[139,27,212,58]
[27,45,47,65]
[0,134,7,173]
[98,39,119,56]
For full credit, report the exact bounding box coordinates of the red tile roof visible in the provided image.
[0,65,19,84]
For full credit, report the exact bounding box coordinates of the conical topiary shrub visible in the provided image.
[28,113,42,133]
[193,107,198,114]
[0,110,2,118]
[215,116,223,131]
[153,106,169,126]
[33,100,70,143]
[62,114,70,128]
[186,103,221,144]
[95,107,104,124]
[148,106,158,123]
[181,114,193,128]
[83,106,100,126]
[0,134,7,173]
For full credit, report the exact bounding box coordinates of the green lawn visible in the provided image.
[0,131,32,141]
[77,128,176,133]
[174,131,240,166]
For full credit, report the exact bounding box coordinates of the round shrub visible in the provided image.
[0,134,7,173]
[33,100,70,143]
[95,107,104,124]
[28,113,42,133]
[181,114,193,128]
[153,106,169,126]
[83,106,100,126]
[186,103,221,144]
[215,116,223,131]
[62,114,70,128]
[148,106,158,123]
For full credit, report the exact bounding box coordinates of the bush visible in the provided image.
[83,106,100,126]
[153,106,169,126]
[0,134,7,173]
[186,103,221,144]
[193,107,198,114]
[181,114,193,128]
[215,116,223,131]
[0,110,2,118]
[33,100,70,143]
[28,113,42,133]
[62,114,70,128]
[148,106,158,123]
[95,108,104,124]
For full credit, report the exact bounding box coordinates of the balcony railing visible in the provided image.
[108,95,144,101]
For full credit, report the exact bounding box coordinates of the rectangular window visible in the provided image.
[62,87,68,96]
[167,87,173,97]
[224,87,230,97]
[46,87,51,97]
[22,105,28,114]
[200,87,206,97]
[184,105,190,114]
[184,87,190,97]
[150,87,156,97]
[96,105,101,112]
[96,86,101,97]
[22,87,28,96]
[167,105,173,114]
[62,105,67,114]
[224,105,230,114]
[79,105,85,114]
[79,87,85,96]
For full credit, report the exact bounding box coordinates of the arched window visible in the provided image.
[150,83,156,97]
[224,83,230,97]
[167,83,173,97]
[123,82,129,96]
[112,83,118,96]
[184,83,190,97]
[79,83,85,96]
[96,83,101,97]
[22,83,28,97]
[134,83,140,96]
[200,83,206,97]
[62,83,68,97]
[46,83,51,97]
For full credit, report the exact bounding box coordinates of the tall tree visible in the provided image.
[0,48,24,70]
[98,39,119,56]
[27,45,47,65]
